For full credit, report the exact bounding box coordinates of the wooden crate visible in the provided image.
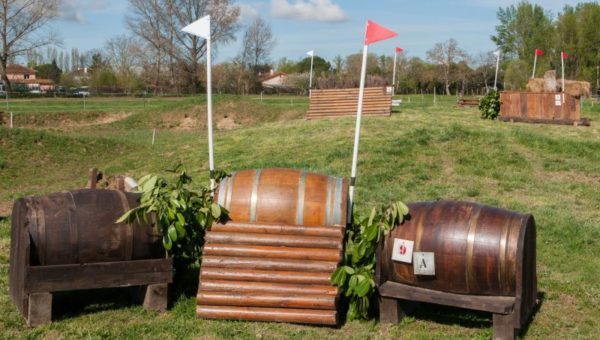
[500,91,589,126]
[306,87,392,120]
[196,168,348,326]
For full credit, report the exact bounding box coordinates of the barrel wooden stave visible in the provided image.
[19,189,162,266]
[381,201,533,296]
[216,168,348,227]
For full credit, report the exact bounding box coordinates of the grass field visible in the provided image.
[1,94,599,339]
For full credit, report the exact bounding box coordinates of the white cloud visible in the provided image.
[271,0,347,22]
[58,0,109,23]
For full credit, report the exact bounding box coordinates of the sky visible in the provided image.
[52,0,584,64]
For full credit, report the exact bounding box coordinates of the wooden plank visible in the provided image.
[203,244,342,262]
[378,281,515,314]
[205,231,343,249]
[142,283,169,312]
[210,222,344,238]
[200,267,333,285]
[199,279,338,295]
[201,255,338,272]
[499,116,590,126]
[196,305,338,325]
[25,258,173,293]
[27,292,52,327]
[307,87,392,120]
[197,291,337,309]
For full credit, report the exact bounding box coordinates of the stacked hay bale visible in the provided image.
[526,70,590,97]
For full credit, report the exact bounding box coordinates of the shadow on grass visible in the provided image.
[52,287,143,321]
[518,291,545,337]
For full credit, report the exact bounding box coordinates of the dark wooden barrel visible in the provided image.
[14,189,163,266]
[379,201,536,296]
[215,168,348,227]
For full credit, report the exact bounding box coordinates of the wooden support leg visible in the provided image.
[27,292,52,327]
[379,297,417,323]
[142,284,168,312]
[493,313,516,340]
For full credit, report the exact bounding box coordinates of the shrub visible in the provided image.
[479,90,500,120]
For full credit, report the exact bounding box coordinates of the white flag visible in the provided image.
[182,15,211,40]
[306,50,314,57]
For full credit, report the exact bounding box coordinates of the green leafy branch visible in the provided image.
[479,90,500,120]
[331,201,409,321]
[117,163,228,268]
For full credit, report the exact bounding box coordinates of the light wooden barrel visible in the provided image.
[215,168,348,226]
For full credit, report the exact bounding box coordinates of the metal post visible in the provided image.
[392,51,397,94]
[206,36,215,192]
[494,51,500,91]
[308,54,314,97]
[10,112,13,128]
[531,53,537,79]
[562,53,565,104]
[152,128,156,145]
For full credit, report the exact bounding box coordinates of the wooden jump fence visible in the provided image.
[306,87,392,120]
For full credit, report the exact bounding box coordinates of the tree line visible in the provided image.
[1,0,598,95]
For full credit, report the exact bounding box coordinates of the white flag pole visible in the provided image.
[348,43,369,221]
[561,52,565,104]
[532,53,537,79]
[182,15,215,193]
[308,51,314,97]
[494,51,500,91]
[392,51,397,94]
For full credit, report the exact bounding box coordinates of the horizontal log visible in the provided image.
[200,267,333,285]
[196,305,338,325]
[499,116,590,126]
[197,291,336,309]
[199,279,338,295]
[25,258,173,293]
[203,244,342,262]
[201,256,338,272]
[379,281,516,314]
[211,222,344,238]
[306,113,391,120]
[205,232,342,249]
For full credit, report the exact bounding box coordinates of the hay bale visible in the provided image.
[562,80,590,97]
[526,78,545,93]
[543,70,558,92]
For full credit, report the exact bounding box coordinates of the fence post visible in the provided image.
[152,128,156,145]
[10,112,13,129]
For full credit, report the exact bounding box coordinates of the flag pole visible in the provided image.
[494,51,500,91]
[348,43,369,222]
[532,52,537,79]
[392,50,397,94]
[206,35,216,193]
[309,52,314,97]
[561,52,565,104]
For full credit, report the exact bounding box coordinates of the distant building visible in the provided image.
[261,70,287,88]
[3,64,55,93]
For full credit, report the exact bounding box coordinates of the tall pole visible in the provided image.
[531,53,537,79]
[494,51,500,91]
[348,44,369,222]
[308,53,314,97]
[561,52,565,104]
[206,35,215,192]
[392,51,397,94]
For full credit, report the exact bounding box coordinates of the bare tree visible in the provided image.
[0,0,59,90]
[241,16,276,71]
[127,0,240,93]
[427,38,466,95]
[105,35,143,92]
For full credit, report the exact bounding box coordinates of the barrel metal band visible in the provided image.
[465,206,482,293]
[296,170,307,225]
[67,192,79,264]
[332,177,343,225]
[217,176,227,206]
[225,172,236,210]
[498,213,513,294]
[115,190,134,261]
[250,169,262,222]
[325,176,333,225]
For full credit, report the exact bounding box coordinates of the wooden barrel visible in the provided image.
[13,189,163,266]
[379,201,536,296]
[215,168,348,227]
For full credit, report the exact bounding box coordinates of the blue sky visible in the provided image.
[53,0,582,64]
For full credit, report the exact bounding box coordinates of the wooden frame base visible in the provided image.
[378,282,535,340]
[14,258,172,327]
[500,116,590,126]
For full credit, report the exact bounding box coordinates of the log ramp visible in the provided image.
[197,168,348,326]
[306,87,392,120]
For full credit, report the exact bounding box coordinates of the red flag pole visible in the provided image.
[562,52,565,103]
[348,42,369,221]
[532,51,537,79]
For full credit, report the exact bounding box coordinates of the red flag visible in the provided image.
[535,49,544,56]
[395,47,403,53]
[561,52,568,59]
[364,20,397,45]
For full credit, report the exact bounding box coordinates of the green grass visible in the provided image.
[1,94,599,338]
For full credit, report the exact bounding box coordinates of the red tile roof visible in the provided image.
[5,64,36,75]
